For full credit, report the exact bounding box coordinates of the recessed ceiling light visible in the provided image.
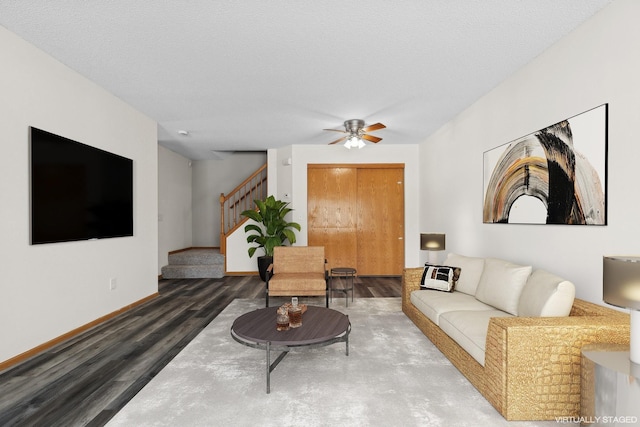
[177,130,189,136]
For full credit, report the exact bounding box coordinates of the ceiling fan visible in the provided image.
[324,119,386,149]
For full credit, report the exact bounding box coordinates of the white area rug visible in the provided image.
[107,298,555,427]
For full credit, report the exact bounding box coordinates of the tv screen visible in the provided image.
[29,127,134,244]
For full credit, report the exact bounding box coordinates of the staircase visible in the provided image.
[161,164,267,280]
[161,248,225,279]
[219,163,268,255]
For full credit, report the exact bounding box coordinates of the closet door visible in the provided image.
[307,167,358,271]
[356,168,404,275]
[307,165,404,275]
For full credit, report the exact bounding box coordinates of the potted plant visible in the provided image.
[240,195,301,281]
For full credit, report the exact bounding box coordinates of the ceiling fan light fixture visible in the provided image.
[344,119,365,134]
[325,119,385,147]
[344,135,365,149]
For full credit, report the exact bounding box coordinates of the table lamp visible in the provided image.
[603,256,640,364]
[420,233,445,264]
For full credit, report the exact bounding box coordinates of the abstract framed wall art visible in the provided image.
[483,104,607,225]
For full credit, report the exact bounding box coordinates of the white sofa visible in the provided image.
[402,253,630,420]
[411,253,576,366]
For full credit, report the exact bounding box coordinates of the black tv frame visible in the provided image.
[29,127,134,245]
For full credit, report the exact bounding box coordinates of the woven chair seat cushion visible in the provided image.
[268,272,327,295]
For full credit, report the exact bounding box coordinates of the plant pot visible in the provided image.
[257,255,273,282]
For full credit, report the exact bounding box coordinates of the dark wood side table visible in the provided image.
[231,305,350,393]
[330,267,356,307]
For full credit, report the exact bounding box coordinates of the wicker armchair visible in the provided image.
[402,267,630,421]
[265,246,329,307]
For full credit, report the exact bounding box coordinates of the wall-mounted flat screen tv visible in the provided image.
[29,127,134,244]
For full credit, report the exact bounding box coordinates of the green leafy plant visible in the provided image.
[240,195,301,258]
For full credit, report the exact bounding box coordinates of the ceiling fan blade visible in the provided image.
[362,134,382,143]
[328,136,348,145]
[362,122,386,132]
[323,128,347,133]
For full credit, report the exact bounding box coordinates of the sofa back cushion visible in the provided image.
[474,258,532,315]
[442,253,485,296]
[517,269,576,317]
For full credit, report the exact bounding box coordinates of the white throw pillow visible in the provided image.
[443,253,485,296]
[518,269,575,317]
[475,258,532,315]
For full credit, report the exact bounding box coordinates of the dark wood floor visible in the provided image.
[0,275,400,426]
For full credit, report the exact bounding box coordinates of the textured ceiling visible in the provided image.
[0,1,612,159]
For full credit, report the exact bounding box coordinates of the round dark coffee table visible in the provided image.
[231,305,350,393]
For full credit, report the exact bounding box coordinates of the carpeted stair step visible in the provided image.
[168,249,224,265]
[161,264,225,279]
[161,248,225,279]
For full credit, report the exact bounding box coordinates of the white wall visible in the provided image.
[419,0,639,305]
[192,152,267,247]
[158,146,193,273]
[0,26,158,363]
[226,144,421,273]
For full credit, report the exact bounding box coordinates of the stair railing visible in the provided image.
[219,163,267,254]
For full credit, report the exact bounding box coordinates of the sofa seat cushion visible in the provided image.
[268,272,326,296]
[439,309,514,366]
[410,290,495,326]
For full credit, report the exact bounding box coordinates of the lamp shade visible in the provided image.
[420,233,445,251]
[603,256,640,311]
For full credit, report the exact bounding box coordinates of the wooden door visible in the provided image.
[356,168,404,275]
[307,165,404,275]
[307,168,358,271]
